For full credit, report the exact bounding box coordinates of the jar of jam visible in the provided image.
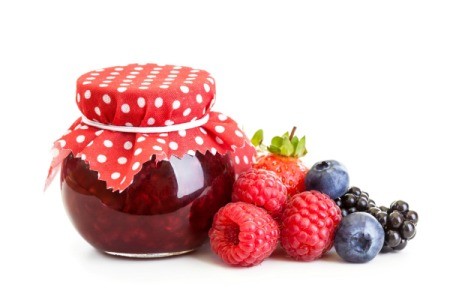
[46,64,255,258]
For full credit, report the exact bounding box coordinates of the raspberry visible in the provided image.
[209,202,280,267]
[280,191,342,261]
[232,169,287,220]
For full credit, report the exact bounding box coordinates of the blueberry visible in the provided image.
[334,212,385,263]
[305,160,350,199]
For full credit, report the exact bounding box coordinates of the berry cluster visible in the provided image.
[335,187,419,252]
[208,128,420,267]
[368,200,418,252]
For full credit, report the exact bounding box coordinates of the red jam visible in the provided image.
[61,151,234,257]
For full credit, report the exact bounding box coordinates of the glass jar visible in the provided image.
[61,151,234,257]
[47,63,256,258]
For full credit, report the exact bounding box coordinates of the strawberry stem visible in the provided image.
[289,126,297,141]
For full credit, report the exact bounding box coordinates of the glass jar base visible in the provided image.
[104,249,196,258]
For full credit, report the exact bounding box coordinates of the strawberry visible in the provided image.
[251,127,309,197]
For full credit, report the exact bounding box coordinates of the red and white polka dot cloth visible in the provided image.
[46,63,256,192]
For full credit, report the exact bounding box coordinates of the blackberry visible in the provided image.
[369,200,419,253]
[335,190,419,253]
[334,187,375,217]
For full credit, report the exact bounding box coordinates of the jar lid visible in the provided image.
[47,63,255,191]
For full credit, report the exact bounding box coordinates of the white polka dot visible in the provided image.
[169,141,178,150]
[215,125,225,133]
[84,90,91,99]
[103,140,113,148]
[160,85,169,89]
[243,155,249,164]
[200,127,207,134]
[117,87,127,93]
[51,148,59,158]
[160,133,168,137]
[207,77,215,84]
[218,114,228,121]
[81,154,86,160]
[111,172,121,180]
[178,130,186,137]
[172,100,181,109]
[154,67,163,70]
[99,84,108,87]
[94,107,101,116]
[77,93,81,102]
[82,81,91,85]
[156,138,166,144]
[124,141,133,150]
[120,176,127,185]
[195,136,204,145]
[210,147,217,155]
[196,94,203,103]
[180,86,189,93]
[165,120,174,126]
[215,137,224,144]
[134,66,143,70]
[134,148,142,156]
[150,71,159,74]
[147,118,155,125]
[125,122,133,127]
[79,125,89,130]
[147,75,156,78]
[187,150,196,156]
[141,82,151,86]
[155,97,163,108]
[130,71,139,75]
[76,135,85,143]
[188,74,198,77]
[106,76,115,79]
[132,162,140,171]
[235,156,240,164]
[118,157,127,164]
[183,108,191,116]
[115,67,124,71]
[184,80,193,84]
[139,86,149,90]
[97,154,107,163]
[204,83,210,92]
[126,75,136,79]
[235,130,244,137]
[58,140,66,147]
[170,70,179,74]
[121,104,130,113]
[103,94,111,104]
[153,145,162,151]
[137,136,146,142]
[95,130,104,136]
[191,69,200,73]
[168,74,177,78]
[137,97,146,108]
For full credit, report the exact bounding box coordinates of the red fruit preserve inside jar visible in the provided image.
[61,152,234,256]
[47,63,256,257]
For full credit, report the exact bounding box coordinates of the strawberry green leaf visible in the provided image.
[268,145,281,155]
[251,129,264,147]
[271,136,283,148]
[280,136,294,156]
[294,136,307,157]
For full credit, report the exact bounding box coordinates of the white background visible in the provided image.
[1,0,449,299]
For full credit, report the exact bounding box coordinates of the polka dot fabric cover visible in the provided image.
[47,63,256,192]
